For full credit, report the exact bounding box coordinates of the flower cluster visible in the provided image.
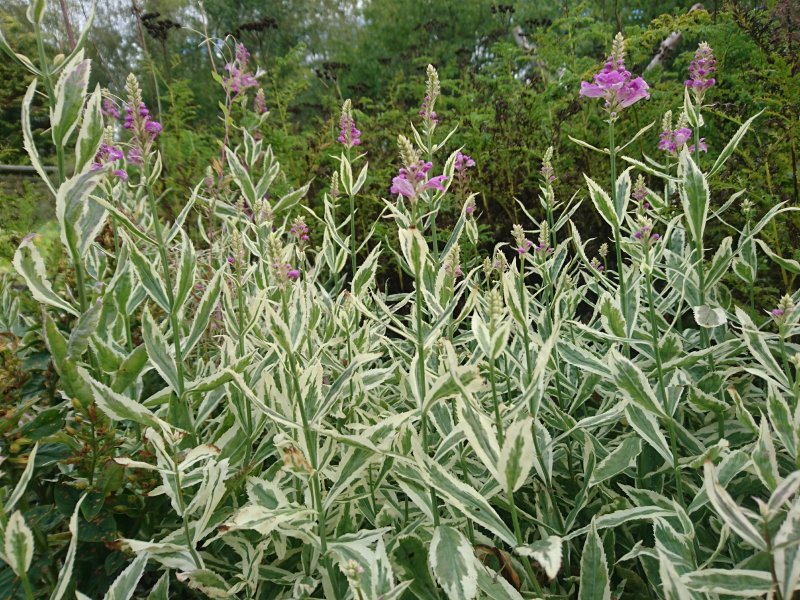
[124,102,162,137]
[419,65,440,127]
[770,294,794,324]
[454,151,475,172]
[444,244,462,278]
[685,42,716,102]
[224,43,259,95]
[254,88,267,115]
[580,33,650,118]
[92,141,127,180]
[338,99,361,148]
[632,174,651,211]
[464,196,476,216]
[390,136,447,201]
[658,111,706,155]
[290,217,310,243]
[101,95,120,119]
[632,217,660,243]
[540,146,556,183]
[121,74,162,166]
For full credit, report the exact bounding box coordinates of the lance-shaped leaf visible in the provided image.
[590,437,642,486]
[753,417,780,492]
[13,235,78,316]
[610,350,667,418]
[657,549,693,600]
[51,55,91,146]
[50,495,87,600]
[579,521,611,600]
[4,510,34,577]
[5,443,37,512]
[68,299,103,359]
[681,569,773,596]
[399,227,429,278]
[708,111,763,178]
[624,404,673,464]
[183,266,224,356]
[679,149,709,247]
[516,536,562,580]
[129,240,171,313]
[142,307,180,392]
[430,526,478,600]
[103,553,149,600]
[75,85,104,174]
[21,79,55,195]
[497,417,534,493]
[584,174,618,230]
[703,461,765,550]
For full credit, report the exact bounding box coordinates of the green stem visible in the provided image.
[489,359,503,442]
[20,570,34,600]
[646,268,684,507]
[144,165,195,443]
[415,258,440,526]
[517,261,534,389]
[609,121,628,353]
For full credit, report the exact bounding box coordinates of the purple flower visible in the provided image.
[580,33,650,117]
[688,139,708,153]
[224,43,259,94]
[102,97,120,119]
[390,160,447,200]
[287,268,300,280]
[290,218,311,243]
[92,143,125,170]
[659,126,694,154]
[454,152,475,172]
[685,42,716,101]
[465,196,476,215]
[113,169,128,181]
[338,100,361,148]
[144,120,162,136]
[419,94,438,125]
[127,147,142,165]
[772,308,785,318]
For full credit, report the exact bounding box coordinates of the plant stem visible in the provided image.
[414,257,440,525]
[609,120,628,356]
[646,268,684,507]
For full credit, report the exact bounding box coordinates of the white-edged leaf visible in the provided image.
[5,443,38,512]
[50,495,87,600]
[104,552,149,600]
[579,521,611,600]
[13,236,78,316]
[429,526,478,600]
[516,536,562,580]
[4,510,34,577]
[703,461,765,550]
[498,418,534,493]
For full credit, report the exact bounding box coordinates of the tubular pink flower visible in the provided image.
[580,35,650,116]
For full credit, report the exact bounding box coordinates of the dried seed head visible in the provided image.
[397,134,419,168]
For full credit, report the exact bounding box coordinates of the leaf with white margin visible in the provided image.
[50,494,87,600]
[429,526,478,600]
[5,443,37,512]
[498,417,534,493]
[516,535,562,580]
[703,461,765,550]
[4,511,33,577]
[579,521,610,600]
[13,236,78,316]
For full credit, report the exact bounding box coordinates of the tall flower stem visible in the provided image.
[517,261,534,389]
[645,266,684,507]
[414,257,440,525]
[609,120,627,339]
[143,162,195,444]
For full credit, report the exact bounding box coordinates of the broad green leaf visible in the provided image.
[429,526,478,600]
[598,293,626,338]
[516,536,562,580]
[498,417,534,493]
[68,299,103,359]
[579,521,611,600]
[703,461,765,550]
[13,236,78,316]
[111,345,149,394]
[4,510,33,577]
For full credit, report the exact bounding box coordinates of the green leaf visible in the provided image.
[183,266,224,356]
[4,511,33,577]
[703,461,765,550]
[50,495,86,600]
[753,418,779,492]
[584,174,618,230]
[429,526,478,600]
[657,550,693,600]
[146,573,170,600]
[611,351,667,418]
[21,79,55,195]
[175,569,232,597]
[598,293,626,338]
[579,521,611,600]
[692,305,726,329]
[682,569,772,596]
[75,85,104,174]
[173,231,196,310]
[111,345,150,394]
[392,536,439,600]
[68,299,103,359]
[590,437,642,486]
[52,56,91,146]
[679,149,709,247]
[399,227,429,276]
[80,367,169,433]
[129,240,171,313]
[708,111,763,178]
[516,536,562,580]
[103,553,149,600]
[142,307,180,392]
[624,404,672,464]
[5,443,37,512]
[498,417,534,493]
[13,235,78,316]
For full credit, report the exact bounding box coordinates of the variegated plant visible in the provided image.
[2,5,800,600]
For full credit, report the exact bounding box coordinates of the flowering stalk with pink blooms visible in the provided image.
[579,33,650,347]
